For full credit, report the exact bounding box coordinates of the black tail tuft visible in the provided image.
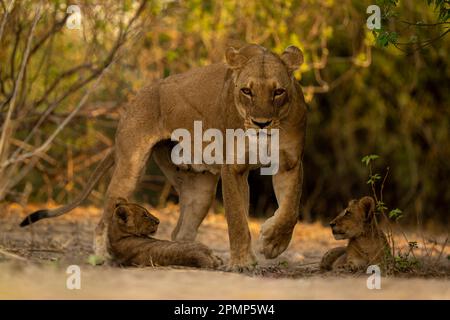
[19,210,49,227]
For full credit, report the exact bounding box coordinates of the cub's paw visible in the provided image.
[187,243,223,269]
[259,216,295,259]
[335,262,362,273]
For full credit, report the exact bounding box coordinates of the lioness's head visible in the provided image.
[225,44,304,130]
[112,198,160,237]
[329,196,376,240]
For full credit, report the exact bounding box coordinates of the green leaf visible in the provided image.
[87,255,105,266]
[367,173,382,184]
[278,260,289,268]
[389,208,403,221]
[361,154,380,166]
[376,201,388,212]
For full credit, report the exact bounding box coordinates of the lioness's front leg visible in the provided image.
[221,165,256,270]
[260,158,303,259]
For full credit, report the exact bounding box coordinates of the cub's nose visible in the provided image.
[251,119,272,128]
[329,222,336,228]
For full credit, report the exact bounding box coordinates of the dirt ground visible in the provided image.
[0,202,449,299]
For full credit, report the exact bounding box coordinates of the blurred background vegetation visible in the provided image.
[0,0,449,227]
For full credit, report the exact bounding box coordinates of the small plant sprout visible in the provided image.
[389,208,403,221]
[361,154,421,274]
[361,154,380,167]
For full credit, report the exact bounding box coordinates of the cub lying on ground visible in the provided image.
[320,196,390,272]
[108,199,221,268]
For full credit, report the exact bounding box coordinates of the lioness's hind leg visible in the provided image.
[153,144,219,241]
[94,117,163,259]
[174,172,219,241]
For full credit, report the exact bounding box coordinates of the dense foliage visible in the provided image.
[0,0,448,225]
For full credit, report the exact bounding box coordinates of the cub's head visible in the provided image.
[112,198,159,237]
[225,44,304,130]
[329,196,376,240]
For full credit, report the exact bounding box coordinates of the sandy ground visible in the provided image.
[0,202,449,299]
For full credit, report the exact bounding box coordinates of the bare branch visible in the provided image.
[0,4,41,167]
[0,62,111,169]
[0,0,15,43]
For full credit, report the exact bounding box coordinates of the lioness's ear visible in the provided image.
[225,47,248,69]
[225,44,265,69]
[115,197,128,208]
[281,46,304,73]
[115,206,128,223]
[360,196,375,220]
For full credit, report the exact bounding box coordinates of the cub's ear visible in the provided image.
[281,46,304,73]
[225,44,265,69]
[115,197,128,208]
[360,196,375,220]
[115,206,128,223]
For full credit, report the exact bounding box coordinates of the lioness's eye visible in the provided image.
[344,210,350,216]
[240,88,252,96]
[273,88,285,96]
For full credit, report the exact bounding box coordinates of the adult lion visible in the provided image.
[21,44,307,270]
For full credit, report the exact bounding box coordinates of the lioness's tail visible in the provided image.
[20,149,115,227]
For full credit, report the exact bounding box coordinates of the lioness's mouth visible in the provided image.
[244,126,277,136]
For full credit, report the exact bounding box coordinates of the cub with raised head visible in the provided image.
[320,196,390,272]
[109,198,221,268]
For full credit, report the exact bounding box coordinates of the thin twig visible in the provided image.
[0,0,15,43]
[0,247,27,261]
[435,237,448,264]
[379,166,390,204]
[400,20,450,27]
[0,4,42,165]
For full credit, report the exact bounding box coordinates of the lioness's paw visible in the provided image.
[222,252,258,273]
[223,261,258,273]
[259,216,294,259]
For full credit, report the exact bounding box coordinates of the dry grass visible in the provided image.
[0,202,449,299]
[0,202,448,277]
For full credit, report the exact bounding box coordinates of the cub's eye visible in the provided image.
[344,210,351,216]
[240,88,252,96]
[273,88,285,97]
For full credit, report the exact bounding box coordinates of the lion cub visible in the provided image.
[108,199,221,268]
[320,196,390,272]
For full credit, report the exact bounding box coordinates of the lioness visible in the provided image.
[320,196,390,271]
[109,198,220,268]
[21,43,307,270]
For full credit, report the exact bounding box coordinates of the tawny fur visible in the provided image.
[23,43,308,270]
[108,199,221,268]
[320,196,390,272]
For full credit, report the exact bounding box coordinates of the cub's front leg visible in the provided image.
[134,241,221,268]
[333,255,367,272]
[169,241,222,268]
[320,246,346,271]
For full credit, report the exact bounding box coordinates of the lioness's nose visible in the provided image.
[251,119,272,128]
